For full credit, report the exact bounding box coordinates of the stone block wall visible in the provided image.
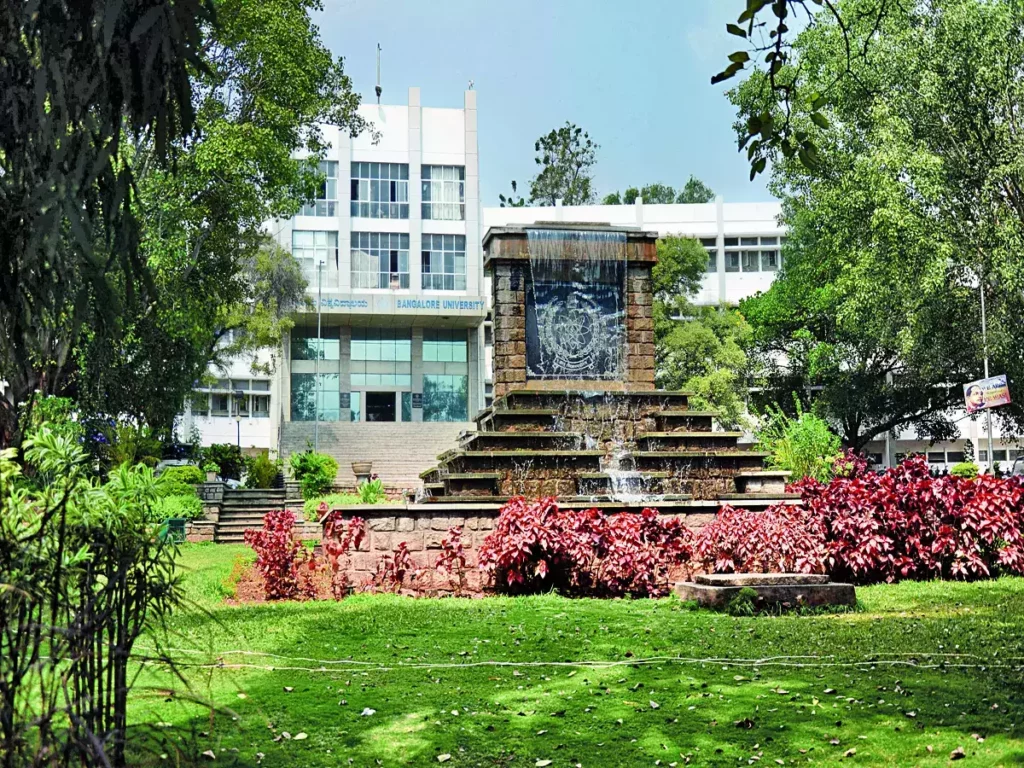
[489,254,658,400]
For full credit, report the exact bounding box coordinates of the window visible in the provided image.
[252,394,270,418]
[234,393,250,417]
[700,237,717,273]
[979,449,1008,462]
[350,162,409,219]
[423,374,468,422]
[292,231,338,284]
[927,451,946,463]
[421,165,465,220]
[251,380,270,392]
[350,328,412,387]
[290,328,340,360]
[211,394,230,417]
[290,372,340,421]
[189,391,209,417]
[401,391,413,422]
[724,235,782,274]
[423,329,468,363]
[350,391,361,422]
[352,232,410,289]
[301,161,338,216]
[867,453,884,466]
[946,451,966,463]
[421,234,467,290]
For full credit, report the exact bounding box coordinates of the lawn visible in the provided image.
[128,543,1024,766]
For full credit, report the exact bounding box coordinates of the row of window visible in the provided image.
[302,161,466,221]
[291,328,467,363]
[196,378,271,393]
[701,235,784,274]
[191,392,270,418]
[293,231,467,291]
[290,373,468,422]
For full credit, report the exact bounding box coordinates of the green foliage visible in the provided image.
[603,177,715,206]
[652,236,751,427]
[498,180,527,207]
[96,420,163,470]
[756,402,842,483]
[0,0,212,448]
[951,461,980,479]
[726,586,759,616]
[1,429,183,765]
[18,395,84,445]
[302,492,362,521]
[202,462,220,475]
[289,451,338,500]
[244,452,282,489]
[732,0,1024,448]
[527,123,599,206]
[358,477,386,505]
[200,444,245,481]
[154,494,204,521]
[162,465,204,485]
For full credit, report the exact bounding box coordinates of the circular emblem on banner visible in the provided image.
[538,293,603,374]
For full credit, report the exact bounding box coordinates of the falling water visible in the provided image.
[525,229,627,381]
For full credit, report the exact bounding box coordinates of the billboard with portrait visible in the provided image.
[963,375,1011,414]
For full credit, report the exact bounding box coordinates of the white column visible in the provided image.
[715,195,726,304]
[408,86,423,293]
[464,89,481,295]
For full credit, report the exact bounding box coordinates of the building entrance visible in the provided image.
[365,392,397,422]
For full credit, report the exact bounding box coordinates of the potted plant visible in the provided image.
[203,461,220,483]
[351,460,373,484]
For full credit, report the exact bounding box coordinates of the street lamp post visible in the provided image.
[234,389,244,450]
[314,260,323,453]
[979,262,995,472]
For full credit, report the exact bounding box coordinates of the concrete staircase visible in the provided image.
[215,488,287,543]
[280,421,475,487]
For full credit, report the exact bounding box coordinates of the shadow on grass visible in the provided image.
[127,584,1024,766]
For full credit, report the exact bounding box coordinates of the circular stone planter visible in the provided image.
[351,461,373,484]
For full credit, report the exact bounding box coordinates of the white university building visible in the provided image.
[181,85,1016,483]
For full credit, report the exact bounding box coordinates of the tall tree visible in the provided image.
[676,176,716,204]
[652,237,751,426]
[732,0,1024,449]
[0,0,214,445]
[529,122,599,205]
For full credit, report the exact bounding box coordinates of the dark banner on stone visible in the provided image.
[525,277,625,380]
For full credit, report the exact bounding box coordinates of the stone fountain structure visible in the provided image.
[416,223,798,519]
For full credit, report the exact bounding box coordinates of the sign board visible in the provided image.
[411,393,423,409]
[339,392,351,409]
[317,293,486,317]
[963,374,1011,414]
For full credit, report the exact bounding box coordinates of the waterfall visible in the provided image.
[525,229,627,381]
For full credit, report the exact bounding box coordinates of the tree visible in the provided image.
[499,180,527,207]
[3,0,373,444]
[602,178,716,205]
[0,0,214,446]
[713,0,892,179]
[676,176,716,204]
[652,237,751,427]
[732,0,1024,450]
[528,123,599,205]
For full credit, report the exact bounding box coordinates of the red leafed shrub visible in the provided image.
[243,509,317,601]
[321,508,367,598]
[434,526,468,595]
[832,448,871,480]
[795,455,1024,583]
[692,503,828,574]
[477,498,692,597]
[370,542,419,593]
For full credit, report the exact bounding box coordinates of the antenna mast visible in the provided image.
[375,43,382,104]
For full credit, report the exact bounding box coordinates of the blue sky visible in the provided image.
[315,0,773,206]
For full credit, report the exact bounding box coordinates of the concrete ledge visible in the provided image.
[695,572,829,587]
[674,580,856,610]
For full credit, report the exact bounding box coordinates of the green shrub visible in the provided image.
[289,451,338,499]
[244,452,282,489]
[302,492,361,521]
[950,461,979,479]
[155,494,204,520]
[202,461,220,474]
[756,401,842,483]
[358,476,386,504]
[162,464,204,485]
[200,443,245,481]
[726,586,759,616]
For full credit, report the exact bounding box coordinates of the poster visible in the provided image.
[963,374,1011,414]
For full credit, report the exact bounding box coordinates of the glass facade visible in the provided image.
[290,328,340,361]
[301,161,338,216]
[423,329,468,362]
[350,162,409,219]
[350,328,412,387]
[291,373,340,422]
[421,165,465,220]
[423,374,468,422]
[724,235,782,273]
[292,231,338,285]
[701,237,717,273]
[421,234,467,291]
[352,232,410,289]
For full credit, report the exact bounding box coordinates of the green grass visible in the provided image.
[129,544,1024,766]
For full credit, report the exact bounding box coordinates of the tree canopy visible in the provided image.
[500,122,598,206]
[602,177,716,205]
[732,0,1024,449]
